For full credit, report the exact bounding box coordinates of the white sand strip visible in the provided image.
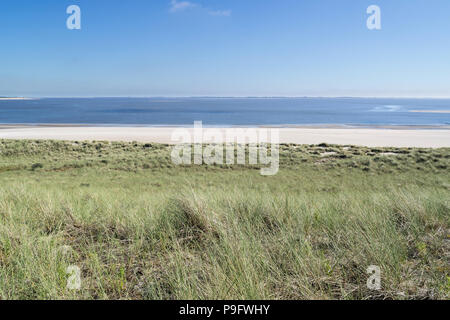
[0,126,449,148]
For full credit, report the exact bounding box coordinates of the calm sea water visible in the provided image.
[0,98,449,126]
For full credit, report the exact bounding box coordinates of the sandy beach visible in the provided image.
[0,125,449,148]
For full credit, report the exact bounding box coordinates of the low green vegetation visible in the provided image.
[0,139,449,300]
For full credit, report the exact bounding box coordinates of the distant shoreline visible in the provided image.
[2,96,450,99]
[0,97,33,100]
[410,110,450,114]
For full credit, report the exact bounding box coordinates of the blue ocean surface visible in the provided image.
[0,98,449,126]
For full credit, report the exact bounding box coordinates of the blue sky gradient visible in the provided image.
[1,0,449,97]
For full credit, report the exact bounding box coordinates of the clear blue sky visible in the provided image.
[1,0,449,97]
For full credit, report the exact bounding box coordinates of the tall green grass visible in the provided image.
[0,140,448,299]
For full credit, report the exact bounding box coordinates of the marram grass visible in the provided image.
[0,140,449,300]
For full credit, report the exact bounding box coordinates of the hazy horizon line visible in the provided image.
[4,95,450,100]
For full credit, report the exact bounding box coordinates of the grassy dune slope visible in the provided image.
[0,140,449,299]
